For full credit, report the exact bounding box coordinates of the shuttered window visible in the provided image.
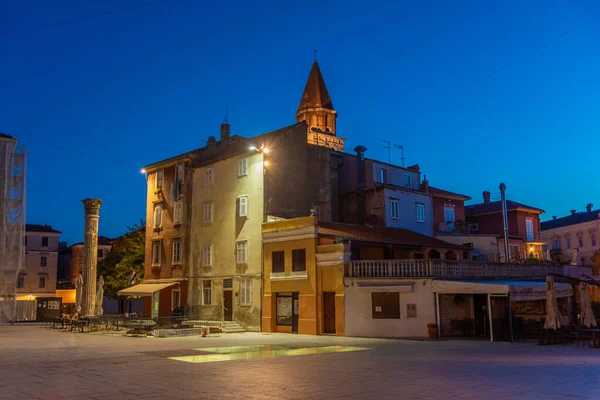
[272,251,285,273]
[372,292,400,319]
[174,200,183,225]
[153,204,162,228]
[292,249,306,272]
[239,196,248,217]
[240,277,252,305]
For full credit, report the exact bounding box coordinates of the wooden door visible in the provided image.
[224,291,233,321]
[323,292,336,334]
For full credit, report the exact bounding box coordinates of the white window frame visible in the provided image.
[236,241,248,264]
[444,206,455,223]
[378,168,387,184]
[155,168,164,189]
[203,244,213,267]
[525,219,534,242]
[173,200,184,225]
[172,237,182,265]
[152,241,161,266]
[204,202,214,224]
[202,280,212,305]
[404,174,411,188]
[239,196,248,218]
[171,289,181,310]
[240,277,252,306]
[204,168,213,185]
[416,203,425,223]
[237,158,248,177]
[153,204,162,228]
[390,199,399,220]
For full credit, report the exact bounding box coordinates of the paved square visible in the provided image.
[1,324,600,399]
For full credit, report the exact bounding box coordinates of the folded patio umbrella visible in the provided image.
[95,276,104,316]
[579,279,597,328]
[544,275,566,330]
[75,275,84,315]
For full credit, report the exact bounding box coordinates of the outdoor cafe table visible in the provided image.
[583,329,600,348]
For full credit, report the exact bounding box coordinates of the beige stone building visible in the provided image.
[18,225,61,299]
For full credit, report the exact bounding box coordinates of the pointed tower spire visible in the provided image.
[295,58,344,151]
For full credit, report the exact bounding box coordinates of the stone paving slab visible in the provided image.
[1,325,600,399]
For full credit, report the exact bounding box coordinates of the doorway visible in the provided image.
[292,292,299,333]
[224,290,233,321]
[323,292,336,334]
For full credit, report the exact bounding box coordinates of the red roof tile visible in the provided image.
[428,186,471,200]
[466,200,544,216]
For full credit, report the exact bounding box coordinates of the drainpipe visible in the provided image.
[354,146,367,225]
[500,183,510,262]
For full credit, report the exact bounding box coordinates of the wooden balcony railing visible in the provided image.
[347,259,564,279]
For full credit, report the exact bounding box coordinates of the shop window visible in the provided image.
[372,292,400,319]
[276,293,293,326]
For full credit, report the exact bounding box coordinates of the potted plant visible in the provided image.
[427,323,438,339]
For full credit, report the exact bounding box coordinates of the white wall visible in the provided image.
[344,278,435,338]
[383,187,433,236]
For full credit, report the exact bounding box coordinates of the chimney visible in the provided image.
[586,203,594,212]
[421,174,429,194]
[206,136,217,148]
[354,145,367,225]
[483,191,491,204]
[220,122,230,143]
[570,209,576,215]
[552,216,557,220]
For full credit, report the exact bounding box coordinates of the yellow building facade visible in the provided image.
[262,216,346,335]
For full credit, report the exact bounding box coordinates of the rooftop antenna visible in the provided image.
[314,47,317,61]
[223,105,229,124]
[382,140,391,163]
[394,144,404,167]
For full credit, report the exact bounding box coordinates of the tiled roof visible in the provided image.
[297,60,334,112]
[318,222,468,249]
[70,235,113,247]
[465,200,544,216]
[428,186,471,200]
[26,224,61,234]
[541,210,600,230]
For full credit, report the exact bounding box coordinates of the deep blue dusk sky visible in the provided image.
[1,1,598,244]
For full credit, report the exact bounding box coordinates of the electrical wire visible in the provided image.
[0,0,174,36]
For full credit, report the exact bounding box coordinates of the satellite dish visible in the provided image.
[439,222,447,232]
[366,214,378,225]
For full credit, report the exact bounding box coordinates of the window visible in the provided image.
[390,199,399,220]
[173,200,183,225]
[372,292,400,319]
[404,174,411,188]
[525,219,534,242]
[566,237,571,249]
[578,235,584,248]
[223,278,233,289]
[175,163,184,182]
[25,236,28,246]
[202,281,212,305]
[204,168,213,185]
[155,169,164,189]
[98,249,104,258]
[378,168,388,184]
[39,276,46,289]
[171,290,180,310]
[17,275,24,289]
[203,245,213,266]
[172,238,182,264]
[444,206,455,223]
[236,241,248,264]
[276,293,292,326]
[237,158,248,176]
[292,249,306,272]
[152,241,161,266]
[153,204,162,228]
[41,237,48,247]
[552,239,561,250]
[510,245,520,261]
[272,251,285,273]
[203,202,214,224]
[239,196,248,217]
[592,233,597,247]
[416,203,425,223]
[40,256,47,267]
[407,304,417,318]
[240,277,252,305]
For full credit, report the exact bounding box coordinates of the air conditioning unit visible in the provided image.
[468,223,479,232]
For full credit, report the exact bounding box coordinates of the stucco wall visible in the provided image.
[344,278,435,338]
[383,188,433,236]
[433,197,465,231]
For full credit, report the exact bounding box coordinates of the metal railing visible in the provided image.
[347,259,564,279]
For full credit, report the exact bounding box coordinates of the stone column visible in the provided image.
[81,198,102,316]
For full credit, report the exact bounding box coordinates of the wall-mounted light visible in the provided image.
[140,169,146,174]
[264,161,269,167]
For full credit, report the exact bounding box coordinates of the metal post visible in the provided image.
[487,294,494,343]
[435,292,441,338]
[508,295,514,343]
[499,183,510,262]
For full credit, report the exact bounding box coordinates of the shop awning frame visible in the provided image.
[117,282,177,296]
[432,280,573,301]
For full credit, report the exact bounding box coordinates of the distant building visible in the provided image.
[58,236,113,285]
[541,204,599,268]
[19,224,61,299]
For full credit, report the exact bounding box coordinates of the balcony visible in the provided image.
[525,232,547,244]
[347,259,564,279]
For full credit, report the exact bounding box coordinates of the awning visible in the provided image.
[357,282,414,293]
[118,282,177,296]
[432,280,573,301]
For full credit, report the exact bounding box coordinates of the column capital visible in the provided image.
[82,198,102,216]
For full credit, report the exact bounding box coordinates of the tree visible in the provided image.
[98,220,145,297]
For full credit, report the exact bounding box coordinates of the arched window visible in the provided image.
[444,250,457,260]
[428,249,441,259]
